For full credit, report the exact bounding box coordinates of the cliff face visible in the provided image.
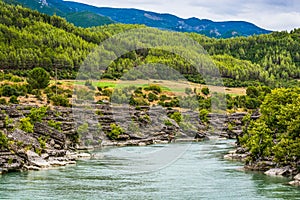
[0,104,246,174]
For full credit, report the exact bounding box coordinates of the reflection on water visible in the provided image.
[0,140,299,200]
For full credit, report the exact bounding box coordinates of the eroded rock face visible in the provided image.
[0,104,245,174]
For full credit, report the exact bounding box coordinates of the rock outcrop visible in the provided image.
[289,174,300,187]
[0,104,246,174]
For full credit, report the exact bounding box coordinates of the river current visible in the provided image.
[0,140,299,199]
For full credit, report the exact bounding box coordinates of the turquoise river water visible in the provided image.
[0,140,299,199]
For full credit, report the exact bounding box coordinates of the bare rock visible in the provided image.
[264,167,289,176]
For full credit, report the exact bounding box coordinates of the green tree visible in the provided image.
[27,67,50,89]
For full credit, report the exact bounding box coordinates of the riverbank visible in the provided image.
[224,147,300,187]
[0,104,246,174]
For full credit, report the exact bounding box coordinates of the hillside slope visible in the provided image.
[0,1,299,87]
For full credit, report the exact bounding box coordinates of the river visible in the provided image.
[0,140,299,199]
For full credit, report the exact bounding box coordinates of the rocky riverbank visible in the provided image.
[225,146,300,187]
[0,104,247,174]
[223,110,300,187]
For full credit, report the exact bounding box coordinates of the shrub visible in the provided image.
[144,84,162,94]
[20,117,34,133]
[185,87,193,95]
[1,85,18,97]
[169,112,182,124]
[201,87,210,96]
[101,88,112,97]
[27,67,50,89]
[159,95,170,101]
[246,86,259,98]
[38,136,47,149]
[0,98,7,105]
[48,120,62,131]
[148,92,158,102]
[164,119,173,126]
[77,123,89,134]
[0,131,8,149]
[107,123,124,140]
[9,95,19,104]
[199,109,209,123]
[245,97,260,109]
[51,95,70,107]
[129,96,149,106]
[128,121,140,133]
[28,106,48,123]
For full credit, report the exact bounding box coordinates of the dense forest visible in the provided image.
[0,1,300,88]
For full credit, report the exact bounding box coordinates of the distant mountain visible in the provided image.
[4,0,271,38]
[2,0,115,27]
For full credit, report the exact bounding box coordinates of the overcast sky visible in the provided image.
[70,0,300,31]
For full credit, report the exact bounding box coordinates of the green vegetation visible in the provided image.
[107,123,124,140]
[28,106,48,123]
[77,123,89,134]
[240,88,300,166]
[50,94,70,107]
[199,109,209,123]
[19,117,34,133]
[27,67,50,90]
[0,0,299,174]
[9,95,19,104]
[0,1,299,88]
[0,131,9,149]
[37,136,47,149]
[169,112,182,124]
[164,119,173,126]
[48,120,62,131]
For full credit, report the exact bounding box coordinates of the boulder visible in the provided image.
[294,173,300,181]
[289,174,300,187]
[26,150,50,168]
[264,167,289,176]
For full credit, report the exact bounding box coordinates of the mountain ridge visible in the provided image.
[4,0,271,38]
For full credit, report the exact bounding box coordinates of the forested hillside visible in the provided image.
[3,0,115,27]
[0,1,299,87]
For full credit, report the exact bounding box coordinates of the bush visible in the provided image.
[129,96,149,106]
[77,123,89,134]
[245,97,260,109]
[38,136,47,149]
[148,92,158,102]
[160,94,170,101]
[164,119,173,126]
[1,85,18,97]
[28,106,48,123]
[20,117,34,133]
[127,121,140,133]
[0,98,7,105]
[107,123,124,140]
[201,87,210,96]
[48,120,62,131]
[51,95,70,107]
[246,86,259,98]
[199,109,209,123]
[144,84,162,94]
[9,95,19,104]
[0,131,8,149]
[185,87,193,95]
[27,67,50,89]
[169,112,182,124]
